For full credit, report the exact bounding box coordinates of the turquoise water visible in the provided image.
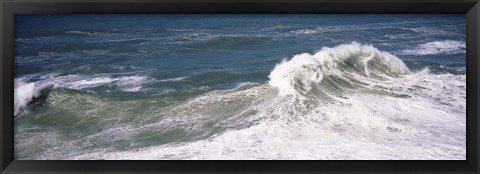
[14,14,466,160]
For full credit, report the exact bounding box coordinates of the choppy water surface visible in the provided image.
[14,14,466,160]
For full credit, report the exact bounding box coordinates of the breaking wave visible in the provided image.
[269,42,410,99]
[14,78,53,116]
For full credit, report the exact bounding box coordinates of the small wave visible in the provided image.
[165,28,195,32]
[182,33,267,42]
[230,82,260,91]
[159,76,188,82]
[407,26,450,35]
[85,38,152,44]
[115,76,149,92]
[400,40,466,56]
[66,30,111,36]
[292,28,324,35]
[384,34,410,39]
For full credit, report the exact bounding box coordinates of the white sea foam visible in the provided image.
[182,33,266,42]
[231,82,260,91]
[14,82,41,116]
[408,26,450,35]
[159,76,187,82]
[64,76,116,89]
[292,28,324,35]
[116,76,149,92]
[41,74,149,91]
[14,76,56,116]
[66,30,110,36]
[400,40,466,55]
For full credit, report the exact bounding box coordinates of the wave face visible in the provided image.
[14,14,466,160]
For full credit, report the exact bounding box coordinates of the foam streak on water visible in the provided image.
[400,40,466,55]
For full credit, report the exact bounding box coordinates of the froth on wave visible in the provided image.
[66,30,112,36]
[400,40,466,56]
[14,79,52,116]
[159,76,188,82]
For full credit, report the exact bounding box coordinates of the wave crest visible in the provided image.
[14,80,53,116]
[268,42,410,97]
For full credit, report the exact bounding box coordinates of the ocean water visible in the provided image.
[14,14,466,160]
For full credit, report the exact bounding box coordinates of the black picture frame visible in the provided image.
[1,0,479,173]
